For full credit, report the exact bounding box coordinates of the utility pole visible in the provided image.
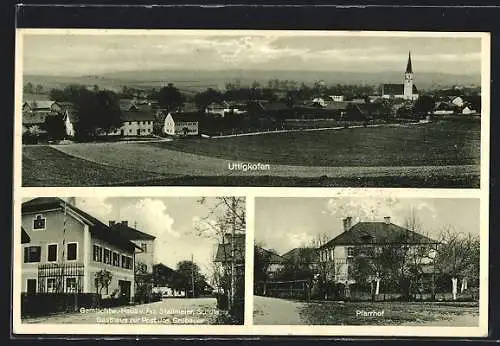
[191,253,195,298]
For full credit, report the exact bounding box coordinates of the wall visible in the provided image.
[21,208,85,293]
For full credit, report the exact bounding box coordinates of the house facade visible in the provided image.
[318,216,438,286]
[255,246,286,279]
[162,112,199,136]
[21,198,141,301]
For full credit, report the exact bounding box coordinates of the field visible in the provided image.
[155,120,480,167]
[22,119,481,187]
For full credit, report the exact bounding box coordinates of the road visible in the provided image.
[253,296,480,326]
[253,296,308,325]
[23,298,224,325]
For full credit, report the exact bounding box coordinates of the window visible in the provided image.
[26,279,37,294]
[112,252,120,266]
[33,214,46,230]
[93,245,102,262]
[46,278,57,293]
[47,244,57,262]
[67,243,77,261]
[104,249,111,264]
[66,277,77,293]
[122,256,132,270]
[121,255,126,268]
[24,246,41,263]
[347,247,354,257]
[141,243,147,252]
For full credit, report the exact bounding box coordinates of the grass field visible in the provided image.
[153,120,480,167]
[21,119,481,187]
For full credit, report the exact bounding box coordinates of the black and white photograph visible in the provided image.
[18,30,488,188]
[17,196,246,326]
[253,196,483,327]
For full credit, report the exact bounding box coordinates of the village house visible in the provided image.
[21,198,142,302]
[162,112,200,136]
[317,216,438,292]
[432,101,456,115]
[381,51,419,101]
[205,101,231,117]
[105,110,155,136]
[282,247,319,272]
[108,221,156,274]
[255,246,286,279]
[22,100,62,134]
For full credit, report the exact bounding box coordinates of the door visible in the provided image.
[27,279,37,295]
[137,129,141,136]
[119,280,131,301]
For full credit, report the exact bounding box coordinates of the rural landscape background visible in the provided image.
[20,32,483,187]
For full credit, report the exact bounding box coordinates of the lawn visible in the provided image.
[299,301,479,326]
[22,146,165,186]
[152,120,480,167]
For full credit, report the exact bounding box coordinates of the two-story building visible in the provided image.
[21,197,142,302]
[162,112,199,136]
[108,220,156,274]
[318,216,438,287]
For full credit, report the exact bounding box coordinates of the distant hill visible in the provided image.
[24,69,481,93]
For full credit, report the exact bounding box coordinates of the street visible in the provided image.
[253,295,480,326]
[23,297,225,325]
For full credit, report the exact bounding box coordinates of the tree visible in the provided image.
[174,260,207,297]
[23,82,34,94]
[35,84,44,94]
[194,88,223,112]
[195,197,246,318]
[414,95,435,117]
[435,228,480,300]
[95,270,113,296]
[254,243,273,284]
[157,83,184,111]
[44,113,66,140]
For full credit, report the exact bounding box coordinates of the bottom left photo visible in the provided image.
[17,196,246,326]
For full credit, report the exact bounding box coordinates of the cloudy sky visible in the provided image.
[21,31,483,76]
[22,196,231,279]
[255,197,480,255]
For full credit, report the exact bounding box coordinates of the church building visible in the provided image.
[381,51,419,101]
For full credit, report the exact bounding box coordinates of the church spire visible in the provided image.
[406,50,413,74]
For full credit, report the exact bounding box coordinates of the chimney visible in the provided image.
[384,216,391,224]
[121,220,128,227]
[343,216,353,231]
[109,220,116,227]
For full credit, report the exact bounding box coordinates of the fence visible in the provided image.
[256,280,311,300]
[21,293,100,317]
[37,262,85,293]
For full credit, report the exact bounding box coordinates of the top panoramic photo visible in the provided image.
[17,30,489,188]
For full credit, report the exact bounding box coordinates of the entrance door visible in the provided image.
[27,279,37,295]
[119,280,131,301]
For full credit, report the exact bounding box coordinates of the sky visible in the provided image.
[21,32,483,76]
[255,197,480,255]
[22,196,230,280]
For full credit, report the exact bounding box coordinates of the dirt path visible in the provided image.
[253,296,308,325]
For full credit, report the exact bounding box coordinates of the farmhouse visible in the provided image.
[381,51,419,101]
[105,110,155,136]
[318,216,438,287]
[205,101,231,117]
[22,100,62,134]
[21,197,142,302]
[162,112,199,136]
[282,247,319,272]
[255,246,286,279]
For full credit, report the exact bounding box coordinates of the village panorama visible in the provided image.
[20,33,483,188]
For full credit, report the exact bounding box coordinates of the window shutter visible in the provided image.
[24,247,28,263]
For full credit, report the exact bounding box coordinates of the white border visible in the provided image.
[13,29,490,337]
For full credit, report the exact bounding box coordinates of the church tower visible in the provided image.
[403,51,414,100]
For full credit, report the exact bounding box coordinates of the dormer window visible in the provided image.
[360,234,373,243]
[33,214,46,231]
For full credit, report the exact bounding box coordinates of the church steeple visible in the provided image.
[405,50,413,74]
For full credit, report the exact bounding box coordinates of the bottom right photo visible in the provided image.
[253,196,481,326]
